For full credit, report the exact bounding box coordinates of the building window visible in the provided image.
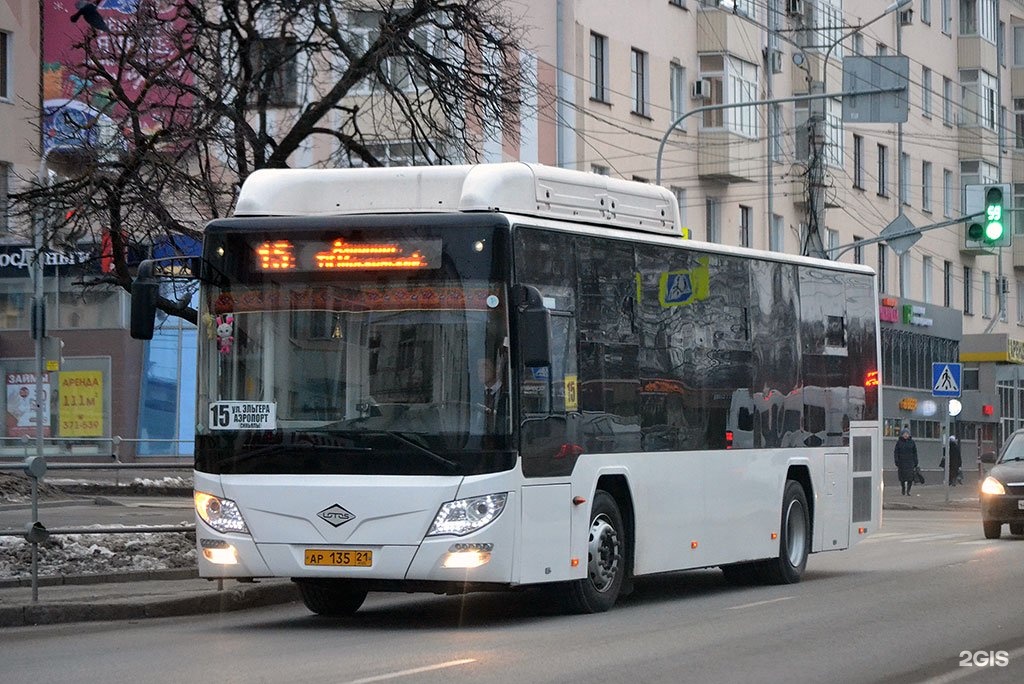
[899,251,910,298]
[853,134,864,188]
[922,161,933,212]
[591,164,610,176]
[826,228,839,256]
[964,265,973,314]
[852,33,864,56]
[877,43,889,56]
[983,271,992,318]
[770,103,783,161]
[670,63,686,123]
[878,144,889,197]
[943,168,954,217]
[961,69,997,129]
[1017,279,1024,323]
[0,31,10,101]
[960,0,997,43]
[1000,276,1008,321]
[922,0,932,24]
[671,186,688,229]
[590,32,609,102]
[706,197,720,243]
[1015,99,1024,149]
[739,205,752,248]
[942,0,953,34]
[944,260,953,307]
[1015,26,1024,65]
[853,235,864,265]
[943,76,954,126]
[770,214,784,252]
[250,36,299,106]
[900,152,910,205]
[699,54,758,138]
[631,48,650,116]
[922,67,933,118]
[923,256,933,304]
[0,162,8,233]
[878,245,888,294]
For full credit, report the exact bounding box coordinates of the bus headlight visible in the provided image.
[195,491,250,535]
[427,493,507,537]
[981,476,1006,496]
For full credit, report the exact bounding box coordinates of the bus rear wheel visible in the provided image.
[758,480,810,585]
[564,491,626,614]
[294,579,368,616]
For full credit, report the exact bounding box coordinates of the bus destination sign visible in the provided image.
[209,401,278,430]
[253,238,441,272]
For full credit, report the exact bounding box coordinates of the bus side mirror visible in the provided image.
[516,285,551,367]
[130,261,159,340]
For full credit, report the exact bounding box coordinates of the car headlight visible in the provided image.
[195,491,250,534]
[981,476,1006,496]
[427,493,507,537]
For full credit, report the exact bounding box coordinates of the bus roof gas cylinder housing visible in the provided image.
[233,163,682,237]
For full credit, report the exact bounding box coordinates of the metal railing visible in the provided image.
[0,435,193,461]
[0,456,195,602]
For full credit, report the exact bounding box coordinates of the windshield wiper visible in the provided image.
[999,456,1024,463]
[367,430,459,473]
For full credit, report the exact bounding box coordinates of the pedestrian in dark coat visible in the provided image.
[894,427,919,495]
[948,436,962,486]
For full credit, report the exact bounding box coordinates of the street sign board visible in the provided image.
[842,56,910,124]
[880,212,919,256]
[932,362,962,398]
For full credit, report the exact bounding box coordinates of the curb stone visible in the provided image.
[0,578,298,628]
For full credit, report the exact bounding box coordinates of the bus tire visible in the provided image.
[294,579,368,616]
[758,480,810,585]
[983,521,1002,539]
[564,490,626,614]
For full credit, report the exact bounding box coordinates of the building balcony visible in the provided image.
[696,8,761,65]
[958,36,998,73]
[697,131,760,183]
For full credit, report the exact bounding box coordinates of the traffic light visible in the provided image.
[966,183,1012,249]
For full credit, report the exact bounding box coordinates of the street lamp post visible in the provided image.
[805,0,911,258]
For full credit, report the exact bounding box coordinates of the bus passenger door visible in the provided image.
[819,452,850,550]
[518,484,572,584]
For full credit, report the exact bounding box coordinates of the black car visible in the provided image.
[980,430,1024,539]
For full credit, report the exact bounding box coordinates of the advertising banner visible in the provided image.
[5,373,52,438]
[59,371,104,437]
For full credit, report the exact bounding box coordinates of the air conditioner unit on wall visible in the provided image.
[691,78,712,100]
[786,0,804,17]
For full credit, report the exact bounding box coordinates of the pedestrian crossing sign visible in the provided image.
[931,363,962,398]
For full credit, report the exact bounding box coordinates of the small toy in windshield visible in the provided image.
[216,315,234,355]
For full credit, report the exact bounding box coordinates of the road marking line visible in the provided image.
[343,659,476,684]
[726,596,794,610]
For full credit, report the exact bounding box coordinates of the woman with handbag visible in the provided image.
[894,427,919,495]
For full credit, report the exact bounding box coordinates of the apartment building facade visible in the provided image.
[4,0,1024,467]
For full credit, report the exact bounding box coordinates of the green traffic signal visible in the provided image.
[984,185,1004,242]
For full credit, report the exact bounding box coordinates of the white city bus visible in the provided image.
[132,163,882,615]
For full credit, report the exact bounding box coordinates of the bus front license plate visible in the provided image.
[304,549,373,567]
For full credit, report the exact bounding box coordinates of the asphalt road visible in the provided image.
[1,509,1022,684]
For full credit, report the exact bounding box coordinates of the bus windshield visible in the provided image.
[194,219,514,476]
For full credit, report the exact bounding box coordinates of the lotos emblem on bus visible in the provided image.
[317,504,356,527]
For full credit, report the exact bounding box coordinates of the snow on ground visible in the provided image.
[0,528,197,579]
[0,473,196,580]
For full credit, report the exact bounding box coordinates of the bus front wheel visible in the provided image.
[294,579,368,616]
[564,490,626,614]
[759,480,810,585]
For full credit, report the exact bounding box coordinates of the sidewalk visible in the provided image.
[881,468,981,511]
[0,570,298,627]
